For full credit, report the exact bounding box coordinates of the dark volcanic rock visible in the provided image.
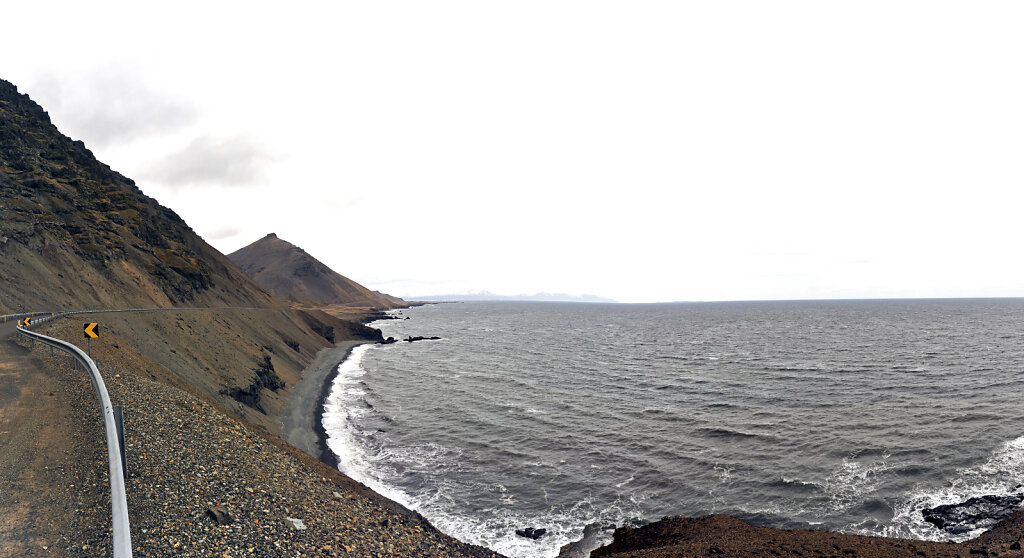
[557,522,605,558]
[252,355,285,391]
[405,335,441,343]
[205,505,233,525]
[220,354,285,414]
[516,527,547,539]
[922,491,1024,534]
[311,324,335,343]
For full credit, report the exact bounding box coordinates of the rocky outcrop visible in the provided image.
[922,490,1024,535]
[556,523,608,558]
[221,354,286,414]
[589,513,1024,557]
[515,527,546,540]
[405,335,441,343]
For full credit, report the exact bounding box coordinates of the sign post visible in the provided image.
[84,322,99,357]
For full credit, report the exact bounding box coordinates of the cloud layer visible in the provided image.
[141,134,276,188]
[31,69,198,147]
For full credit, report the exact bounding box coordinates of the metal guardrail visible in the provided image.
[14,318,132,557]
[1,311,52,324]
[0,304,293,557]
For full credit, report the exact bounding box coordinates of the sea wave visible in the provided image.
[882,435,1024,542]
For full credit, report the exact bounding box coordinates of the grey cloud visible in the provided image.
[141,134,276,188]
[31,69,198,147]
[203,225,243,240]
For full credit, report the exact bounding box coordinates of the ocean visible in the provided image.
[322,299,1024,558]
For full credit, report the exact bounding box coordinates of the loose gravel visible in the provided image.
[18,329,505,558]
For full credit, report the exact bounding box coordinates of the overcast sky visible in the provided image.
[3,2,1023,303]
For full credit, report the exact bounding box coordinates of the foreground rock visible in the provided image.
[590,513,1024,557]
[923,490,1024,534]
[556,522,607,558]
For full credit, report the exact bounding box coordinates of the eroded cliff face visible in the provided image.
[0,78,380,433]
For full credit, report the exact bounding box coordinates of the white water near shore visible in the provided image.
[322,300,1024,558]
[322,340,612,557]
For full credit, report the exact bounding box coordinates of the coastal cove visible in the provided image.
[314,300,1024,557]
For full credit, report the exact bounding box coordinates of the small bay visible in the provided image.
[323,299,1024,558]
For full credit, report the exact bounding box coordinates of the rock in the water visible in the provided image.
[922,491,1024,534]
[557,522,604,557]
[284,517,307,531]
[516,527,547,539]
[205,505,233,525]
[404,335,441,343]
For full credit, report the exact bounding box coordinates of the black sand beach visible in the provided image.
[279,340,366,468]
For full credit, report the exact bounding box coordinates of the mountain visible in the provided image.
[413,291,617,303]
[0,78,272,312]
[228,233,405,312]
[0,78,378,431]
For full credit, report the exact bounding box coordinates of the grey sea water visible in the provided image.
[322,299,1024,558]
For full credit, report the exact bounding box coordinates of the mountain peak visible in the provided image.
[228,235,403,310]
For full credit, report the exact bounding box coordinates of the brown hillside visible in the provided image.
[0,78,379,432]
[0,78,271,312]
[228,232,405,311]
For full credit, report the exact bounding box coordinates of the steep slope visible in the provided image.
[0,79,273,313]
[228,232,405,310]
[0,78,378,432]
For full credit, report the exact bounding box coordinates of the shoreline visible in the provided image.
[311,343,362,470]
[279,339,367,469]
[278,311,1024,557]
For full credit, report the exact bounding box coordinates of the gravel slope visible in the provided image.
[11,321,503,558]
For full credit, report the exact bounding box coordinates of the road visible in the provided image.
[0,319,111,556]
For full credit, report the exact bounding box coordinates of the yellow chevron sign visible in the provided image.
[17,319,23,327]
[84,322,99,339]
[23,317,31,326]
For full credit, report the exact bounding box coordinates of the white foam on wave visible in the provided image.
[824,453,894,513]
[321,342,640,558]
[322,344,419,507]
[882,435,1024,542]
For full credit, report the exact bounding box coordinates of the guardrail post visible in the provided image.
[114,406,127,476]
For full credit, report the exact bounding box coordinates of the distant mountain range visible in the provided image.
[412,291,617,303]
